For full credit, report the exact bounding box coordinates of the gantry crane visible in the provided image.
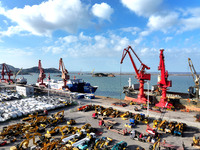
[188,58,199,99]
[0,63,13,83]
[120,46,151,104]
[59,58,70,89]
[155,49,173,109]
[37,60,46,87]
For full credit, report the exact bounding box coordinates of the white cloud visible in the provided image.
[62,36,78,44]
[120,27,140,35]
[147,12,179,32]
[44,32,131,57]
[42,46,63,54]
[79,32,92,41]
[120,0,163,17]
[1,0,92,36]
[165,37,173,42]
[0,47,33,56]
[140,47,157,56]
[139,30,151,36]
[0,26,24,36]
[91,2,114,21]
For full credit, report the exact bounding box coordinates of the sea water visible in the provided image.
[22,73,194,99]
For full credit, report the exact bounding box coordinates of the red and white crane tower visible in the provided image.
[0,63,13,83]
[155,49,173,109]
[59,58,70,89]
[120,46,151,104]
[37,60,46,87]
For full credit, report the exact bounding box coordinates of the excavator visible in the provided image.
[0,123,24,138]
[188,58,200,101]
[121,46,151,104]
[10,133,41,150]
[48,110,65,126]
[59,58,70,89]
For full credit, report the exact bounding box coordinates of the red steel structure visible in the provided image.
[120,46,151,104]
[155,49,173,109]
[0,63,13,83]
[59,58,70,89]
[37,60,46,87]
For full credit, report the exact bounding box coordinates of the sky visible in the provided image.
[0,0,200,73]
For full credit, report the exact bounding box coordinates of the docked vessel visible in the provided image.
[44,79,98,93]
[16,76,27,85]
[123,83,200,111]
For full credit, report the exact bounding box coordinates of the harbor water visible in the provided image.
[23,73,194,99]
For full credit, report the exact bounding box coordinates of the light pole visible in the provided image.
[147,81,150,117]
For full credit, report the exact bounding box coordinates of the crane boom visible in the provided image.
[14,68,22,80]
[37,60,46,87]
[0,63,13,83]
[188,58,199,86]
[59,58,70,89]
[188,58,199,99]
[120,46,151,104]
[121,46,150,80]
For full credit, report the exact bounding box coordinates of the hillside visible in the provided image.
[0,64,61,74]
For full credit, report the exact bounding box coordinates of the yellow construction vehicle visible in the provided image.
[109,109,120,118]
[191,135,200,148]
[149,139,160,150]
[10,133,41,150]
[29,116,47,127]
[165,121,176,134]
[102,107,113,117]
[41,138,61,150]
[0,123,24,138]
[48,110,65,125]
[158,120,168,131]
[46,126,60,137]
[94,137,112,149]
[67,119,76,125]
[22,112,38,122]
[81,123,94,133]
[134,114,145,122]
[120,111,130,120]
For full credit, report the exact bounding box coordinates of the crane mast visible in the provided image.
[155,49,173,109]
[188,58,199,99]
[37,60,46,87]
[120,46,151,104]
[0,63,13,83]
[59,58,70,89]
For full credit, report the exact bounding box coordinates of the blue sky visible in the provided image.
[0,0,200,73]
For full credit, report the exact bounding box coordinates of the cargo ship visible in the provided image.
[123,77,200,111]
[43,79,98,93]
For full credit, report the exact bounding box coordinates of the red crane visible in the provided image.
[37,60,46,87]
[59,58,70,89]
[155,49,173,109]
[0,63,13,83]
[120,46,151,104]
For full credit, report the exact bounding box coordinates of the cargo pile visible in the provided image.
[0,96,73,122]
